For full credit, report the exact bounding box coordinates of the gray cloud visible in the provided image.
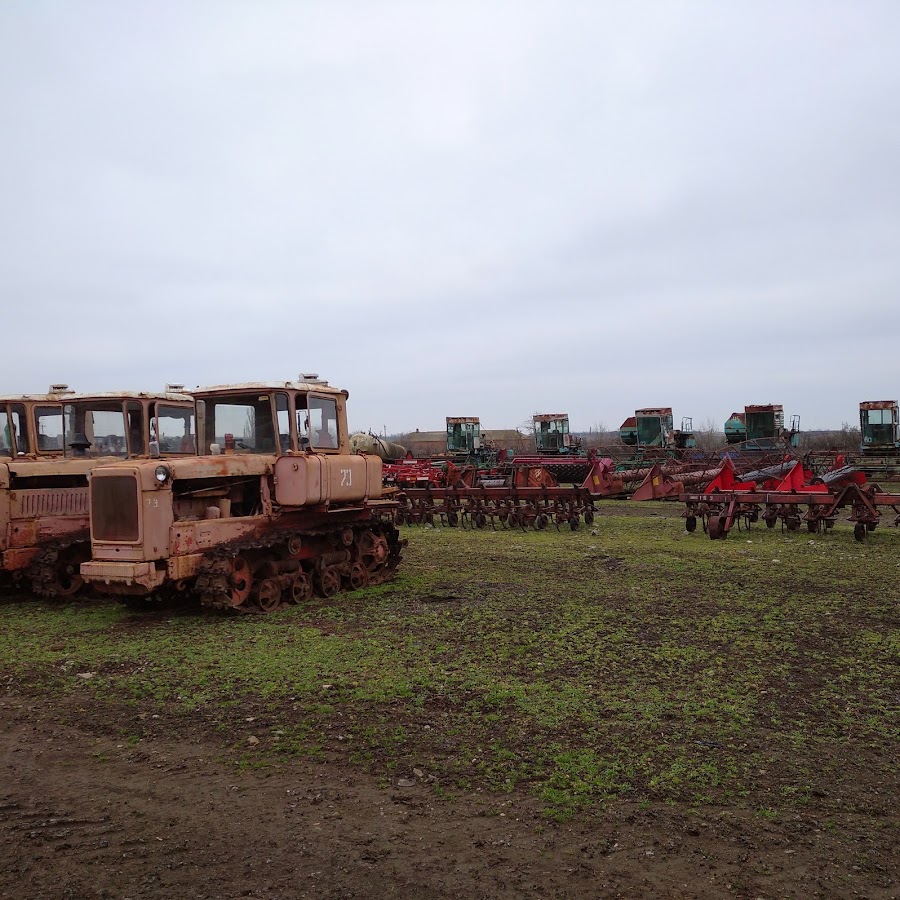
[2,0,898,435]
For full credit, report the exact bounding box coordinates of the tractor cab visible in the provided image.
[0,387,195,460]
[859,401,900,452]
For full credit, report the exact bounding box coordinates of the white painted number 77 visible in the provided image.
[340,468,352,487]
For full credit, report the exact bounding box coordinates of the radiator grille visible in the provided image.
[91,475,140,543]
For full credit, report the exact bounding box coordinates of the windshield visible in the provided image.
[199,394,277,454]
[63,402,129,457]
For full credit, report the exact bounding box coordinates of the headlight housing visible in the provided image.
[154,465,170,484]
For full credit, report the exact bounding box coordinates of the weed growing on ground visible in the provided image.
[0,507,897,819]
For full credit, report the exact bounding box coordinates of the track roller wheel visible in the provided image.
[317,566,342,598]
[506,511,519,528]
[707,515,727,540]
[765,517,776,529]
[535,514,548,530]
[685,515,697,533]
[853,522,866,542]
[474,512,487,529]
[358,530,389,574]
[569,516,580,531]
[290,572,313,604]
[446,510,459,527]
[807,520,818,533]
[229,556,253,608]
[256,577,283,613]
[785,515,801,532]
[347,562,369,591]
[583,510,595,526]
[287,536,303,557]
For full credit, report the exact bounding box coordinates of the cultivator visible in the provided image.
[394,457,624,530]
[397,484,598,530]
[682,482,900,541]
[676,456,900,541]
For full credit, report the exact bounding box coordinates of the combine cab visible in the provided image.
[0,386,194,595]
[533,414,582,455]
[446,417,481,455]
[725,404,799,450]
[859,401,900,453]
[80,378,403,612]
[618,408,696,450]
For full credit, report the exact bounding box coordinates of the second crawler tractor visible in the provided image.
[81,378,404,612]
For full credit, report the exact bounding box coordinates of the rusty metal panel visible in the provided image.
[158,455,269,487]
[8,519,40,547]
[80,560,166,592]
[2,547,39,571]
[167,553,203,581]
[6,458,95,479]
[860,400,897,410]
[323,454,372,503]
[273,455,322,506]
[169,516,266,557]
[13,488,89,518]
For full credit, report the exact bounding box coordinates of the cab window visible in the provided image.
[276,393,292,452]
[309,396,338,450]
[199,395,277,454]
[155,404,195,454]
[64,403,129,457]
[3,404,30,455]
[35,406,64,452]
[0,408,12,456]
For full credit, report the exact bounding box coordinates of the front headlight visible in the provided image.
[155,464,170,484]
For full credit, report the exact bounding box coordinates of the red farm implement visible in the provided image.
[394,457,626,530]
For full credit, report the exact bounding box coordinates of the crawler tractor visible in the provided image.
[0,386,194,595]
[80,379,403,612]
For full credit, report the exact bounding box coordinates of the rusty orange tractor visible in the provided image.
[80,377,403,612]
[0,386,195,595]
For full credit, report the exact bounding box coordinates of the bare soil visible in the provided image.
[1,691,895,900]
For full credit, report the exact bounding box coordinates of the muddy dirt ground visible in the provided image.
[1,690,895,900]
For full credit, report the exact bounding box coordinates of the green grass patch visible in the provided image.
[1,508,898,817]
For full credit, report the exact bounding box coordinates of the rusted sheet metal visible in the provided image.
[167,553,204,582]
[859,400,896,410]
[79,560,166,593]
[194,379,345,398]
[635,407,673,417]
[631,464,725,501]
[171,516,268,557]
[6,459,96,478]
[11,488,88,518]
[8,515,90,549]
[2,547,40,571]
[159,455,270,485]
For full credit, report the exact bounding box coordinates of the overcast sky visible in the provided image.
[2,1,898,435]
